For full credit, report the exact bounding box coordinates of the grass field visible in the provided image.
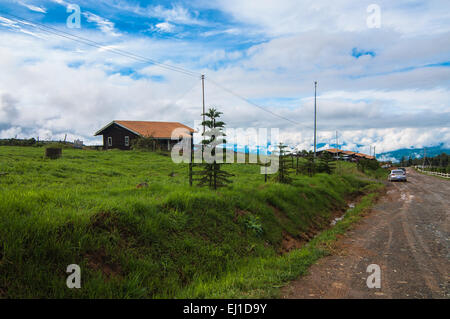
[0,146,385,298]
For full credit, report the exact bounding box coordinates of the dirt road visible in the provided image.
[281,168,449,299]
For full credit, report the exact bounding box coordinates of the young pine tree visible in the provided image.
[196,108,234,190]
[275,143,292,183]
[318,152,336,174]
[303,151,316,177]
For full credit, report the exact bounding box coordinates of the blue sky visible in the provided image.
[0,0,449,154]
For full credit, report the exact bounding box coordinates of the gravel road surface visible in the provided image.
[281,168,449,299]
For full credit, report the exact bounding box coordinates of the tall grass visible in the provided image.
[0,146,384,298]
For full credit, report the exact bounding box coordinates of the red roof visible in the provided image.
[354,153,373,158]
[95,121,194,138]
[319,149,375,160]
[322,148,341,153]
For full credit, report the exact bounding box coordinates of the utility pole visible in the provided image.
[201,74,206,136]
[201,74,206,157]
[374,146,376,159]
[422,147,427,168]
[335,130,338,149]
[313,81,317,159]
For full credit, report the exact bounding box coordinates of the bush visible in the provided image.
[131,136,158,151]
[357,158,379,172]
[0,138,37,147]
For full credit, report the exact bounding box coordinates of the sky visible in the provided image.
[0,0,449,155]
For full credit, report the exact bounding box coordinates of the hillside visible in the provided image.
[377,144,450,163]
[0,146,385,298]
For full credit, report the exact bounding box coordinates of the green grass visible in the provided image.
[0,146,385,298]
[413,167,450,181]
[178,186,384,298]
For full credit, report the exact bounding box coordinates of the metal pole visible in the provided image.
[422,147,426,168]
[201,74,205,136]
[201,74,205,158]
[189,133,193,186]
[313,81,317,159]
[336,130,338,149]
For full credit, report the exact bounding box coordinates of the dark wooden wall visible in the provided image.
[101,124,139,150]
[99,124,189,151]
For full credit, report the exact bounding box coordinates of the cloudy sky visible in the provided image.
[0,0,449,154]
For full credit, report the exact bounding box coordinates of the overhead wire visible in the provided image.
[207,77,310,128]
[0,11,201,78]
[0,11,315,130]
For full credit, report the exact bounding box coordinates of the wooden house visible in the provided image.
[317,149,375,161]
[94,120,194,150]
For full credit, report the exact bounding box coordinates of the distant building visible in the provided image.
[74,139,84,149]
[340,150,356,161]
[317,148,375,161]
[94,120,194,150]
[354,153,375,160]
[318,148,341,155]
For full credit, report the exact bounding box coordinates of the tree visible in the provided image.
[275,143,292,183]
[317,152,335,174]
[195,108,234,190]
[305,151,316,176]
[357,158,379,173]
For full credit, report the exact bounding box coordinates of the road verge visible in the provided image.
[178,182,385,298]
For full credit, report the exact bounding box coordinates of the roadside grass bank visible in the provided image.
[175,183,385,298]
[336,161,388,180]
[0,146,385,298]
[413,167,450,181]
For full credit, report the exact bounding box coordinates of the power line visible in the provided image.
[1,12,316,129]
[207,78,309,127]
[0,12,201,78]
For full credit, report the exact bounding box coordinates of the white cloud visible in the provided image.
[109,2,207,26]
[16,1,47,13]
[0,126,23,139]
[83,12,121,37]
[148,4,204,25]
[209,0,450,37]
[0,16,19,28]
[152,22,176,33]
[201,28,241,37]
[0,15,43,38]
[49,0,67,4]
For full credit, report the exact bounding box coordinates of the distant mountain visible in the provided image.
[376,144,450,163]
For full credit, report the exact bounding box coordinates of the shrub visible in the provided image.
[131,136,158,151]
[0,138,37,147]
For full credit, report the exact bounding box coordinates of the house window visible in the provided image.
[125,136,129,147]
[107,137,112,146]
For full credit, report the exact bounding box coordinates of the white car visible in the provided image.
[388,169,407,182]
